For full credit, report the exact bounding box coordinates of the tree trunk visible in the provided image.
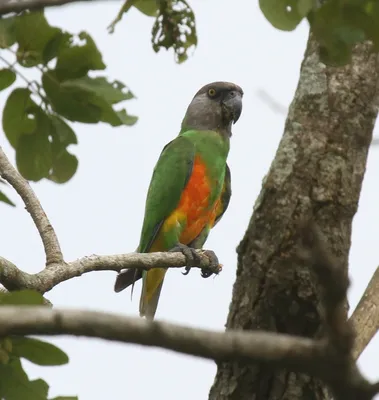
[209,33,379,400]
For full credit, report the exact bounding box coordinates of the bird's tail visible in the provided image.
[114,246,142,294]
[139,268,167,320]
[114,269,142,293]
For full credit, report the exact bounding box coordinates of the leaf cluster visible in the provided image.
[0,290,76,400]
[0,11,137,205]
[109,0,197,63]
[260,0,379,65]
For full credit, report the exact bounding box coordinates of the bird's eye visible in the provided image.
[208,88,216,97]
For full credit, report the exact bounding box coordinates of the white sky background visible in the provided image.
[1,0,378,399]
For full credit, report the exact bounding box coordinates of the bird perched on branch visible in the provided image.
[114,81,243,319]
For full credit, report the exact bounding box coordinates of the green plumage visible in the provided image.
[138,136,195,253]
[114,81,243,320]
[138,130,229,318]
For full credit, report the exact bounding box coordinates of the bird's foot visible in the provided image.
[200,250,222,278]
[169,243,201,276]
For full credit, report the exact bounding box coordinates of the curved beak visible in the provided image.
[223,91,243,124]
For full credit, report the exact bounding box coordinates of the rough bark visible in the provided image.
[351,266,379,360]
[209,34,379,400]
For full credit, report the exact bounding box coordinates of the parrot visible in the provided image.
[114,81,243,319]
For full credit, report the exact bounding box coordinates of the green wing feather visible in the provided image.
[138,136,196,319]
[114,136,195,293]
[214,163,231,225]
[114,153,229,293]
[139,135,195,253]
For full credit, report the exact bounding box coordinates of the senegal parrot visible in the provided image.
[114,81,243,319]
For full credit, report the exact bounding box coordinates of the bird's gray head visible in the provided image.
[181,81,243,136]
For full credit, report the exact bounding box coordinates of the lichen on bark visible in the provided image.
[209,34,379,400]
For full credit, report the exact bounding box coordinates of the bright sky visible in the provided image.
[1,1,378,399]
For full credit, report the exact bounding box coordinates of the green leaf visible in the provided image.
[62,76,135,104]
[114,109,138,126]
[0,16,16,48]
[152,0,197,63]
[0,69,16,91]
[49,150,78,184]
[297,0,314,18]
[260,0,312,31]
[108,0,138,34]
[43,72,102,123]
[16,129,52,181]
[1,338,12,353]
[134,0,159,16]
[43,72,137,126]
[43,31,72,64]
[51,397,78,400]
[50,115,77,147]
[366,1,379,49]
[0,359,28,400]
[13,106,53,182]
[0,190,15,206]
[310,2,371,66]
[30,379,49,398]
[0,290,45,306]
[14,11,61,67]
[48,116,78,184]
[108,0,158,34]
[0,348,10,365]
[0,359,49,400]
[2,88,37,148]
[55,31,106,80]
[97,98,138,126]
[12,337,69,366]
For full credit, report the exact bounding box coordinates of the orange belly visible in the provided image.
[160,155,220,246]
[144,155,220,303]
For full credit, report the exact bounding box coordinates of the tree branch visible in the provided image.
[0,147,63,266]
[0,258,53,305]
[0,0,110,14]
[350,266,379,361]
[0,146,220,294]
[0,306,376,399]
[0,257,36,290]
[0,250,218,293]
[0,224,377,399]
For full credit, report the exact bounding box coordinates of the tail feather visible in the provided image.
[114,269,142,293]
[114,246,142,293]
[139,268,167,320]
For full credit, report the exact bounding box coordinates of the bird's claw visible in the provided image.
[170,244,222,278]
[201,250,222,278]
[169,243,201,276]
[182,266,191,276]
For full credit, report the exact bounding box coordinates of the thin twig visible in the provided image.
[4,48,51,105]
[256,88,287,115]
[0,250,219,293]
[0,54,33,88]
[0,147,63,266]
[350,266,379,360]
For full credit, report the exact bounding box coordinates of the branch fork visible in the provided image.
[0,134,379,400]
